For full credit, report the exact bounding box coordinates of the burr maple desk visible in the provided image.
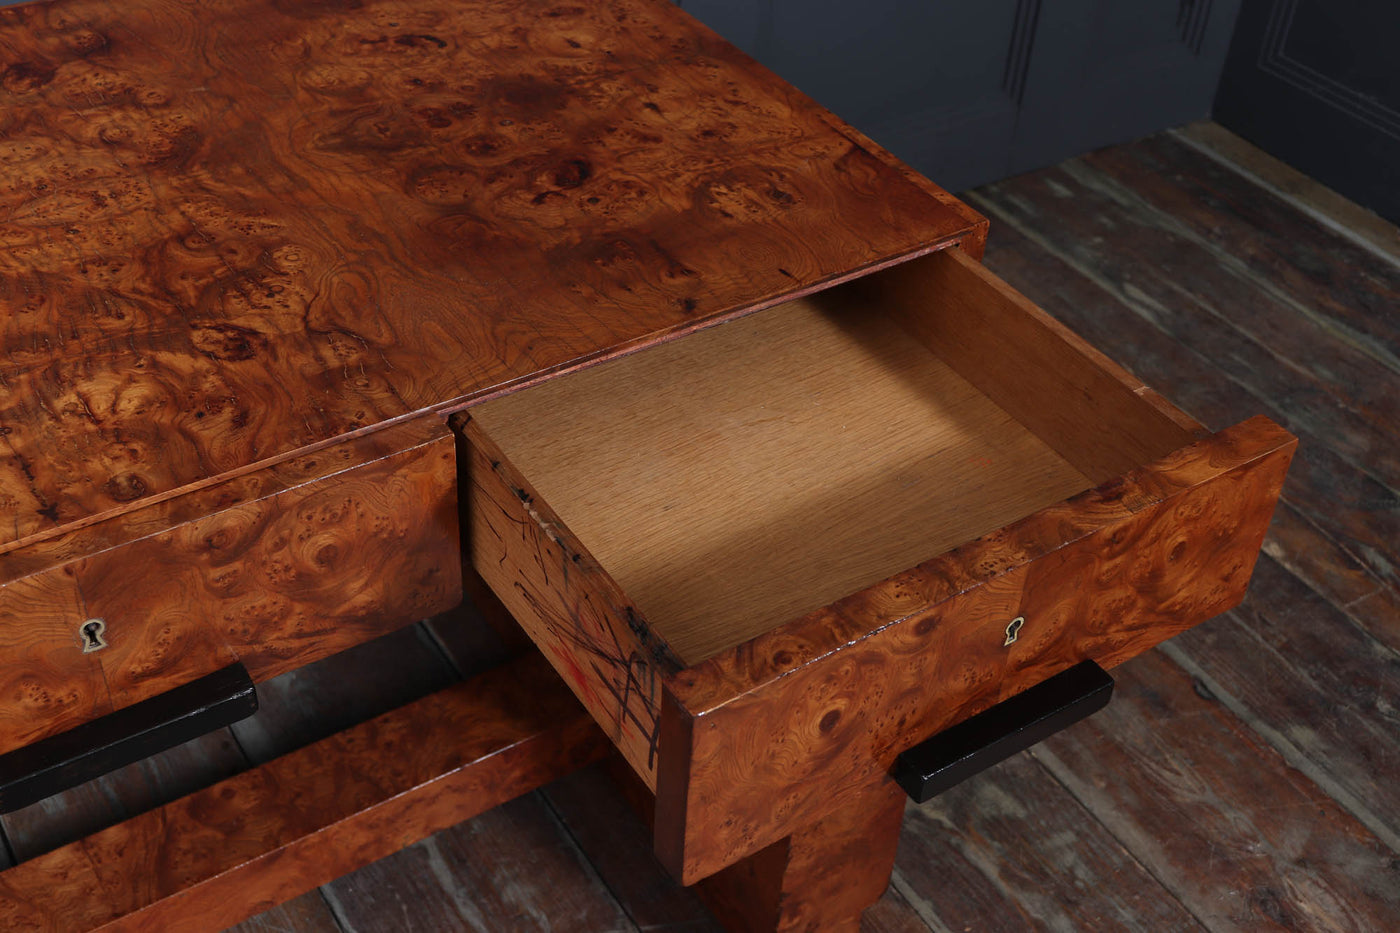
[0,0,1293,929]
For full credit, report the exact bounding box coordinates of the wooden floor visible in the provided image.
[5,122,1398,931]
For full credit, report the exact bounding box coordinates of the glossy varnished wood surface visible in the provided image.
[0,0,1360,913]
[0,653,607,932]
[463,232,1291,880]
[657,417,1295,882]
[471,284,1092,665]
[0,417,460,755]
[212,124,1397,933]
[0,0,975,554]
[695,777,907,933]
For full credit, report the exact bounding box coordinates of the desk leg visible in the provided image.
[694,778,907,933]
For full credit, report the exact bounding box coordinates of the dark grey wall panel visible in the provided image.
[1216,0,1400,223]
[678,0,1243,191]
[679,0,1027,191]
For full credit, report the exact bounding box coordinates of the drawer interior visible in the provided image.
[469,247,1197,666]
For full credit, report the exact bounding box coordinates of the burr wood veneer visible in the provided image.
[463,247,1296,884]
[0,0,1292,928]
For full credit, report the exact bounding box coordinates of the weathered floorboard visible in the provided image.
[1036,650,1400,932]
[971,158,1400,511]
[857,889,935,933]
[890,750,1203,931]
[224,893,343,933]
[973,147,1400,903]
[0,121,1385,933]
[322,792,636,933]
[1173,123,1400,271]
[975,212,1400,652]
[1169,556,1400,850]
[543,765,724,932]
[1086,133,1400,372]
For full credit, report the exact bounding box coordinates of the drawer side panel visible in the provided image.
[658,417,1296,883]
[460,416,681,790]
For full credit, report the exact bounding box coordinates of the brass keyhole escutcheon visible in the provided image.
[80,618,108,653]
[1004,616,1025,647]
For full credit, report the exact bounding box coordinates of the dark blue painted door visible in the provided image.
[1216,0,1400,223]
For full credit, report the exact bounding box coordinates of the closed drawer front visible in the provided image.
[0,418,461,756]
[459,245,1295,883]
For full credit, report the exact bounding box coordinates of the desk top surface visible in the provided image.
[0,0,974,554]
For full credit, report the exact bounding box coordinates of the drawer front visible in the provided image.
[656,418,1295,882]
[0,421,461,755]
[459,243,1296,885]
[0,570,109,755]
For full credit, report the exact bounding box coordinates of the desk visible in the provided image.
[0,0,1292,929]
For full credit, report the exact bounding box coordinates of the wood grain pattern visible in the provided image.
[0,417,450,583]
[868,248,1200,483]
[0,653,608,933]
[322,792,635,933]
[547,758,944,933]
[969,160,1400,593]
[223,613,496,929]
[976,213,1400,655]
[0,1,1314,925]
[0,569,106,755]
[1036,649,1400,931]
[471,287,1093,665]
[229,622,459,767]
[0,0,976,554]
[2,617,457,887]
[656,417,1295,883]
[225,121,1389,933]
[0,418,460,756]
[461,242,1295,883]
[891,743,1203,931]
[462,418,677,790]
[1,729,244,862]
[696,777,906,933]
[590,754,907,933]
[811,112,990,261]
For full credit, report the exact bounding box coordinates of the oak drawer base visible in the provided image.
[460,245,1296,883]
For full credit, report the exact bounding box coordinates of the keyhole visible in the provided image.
[1004,616,1025,647]
[80,618,108,653]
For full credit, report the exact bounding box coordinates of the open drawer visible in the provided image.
[456,246,1295,884]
